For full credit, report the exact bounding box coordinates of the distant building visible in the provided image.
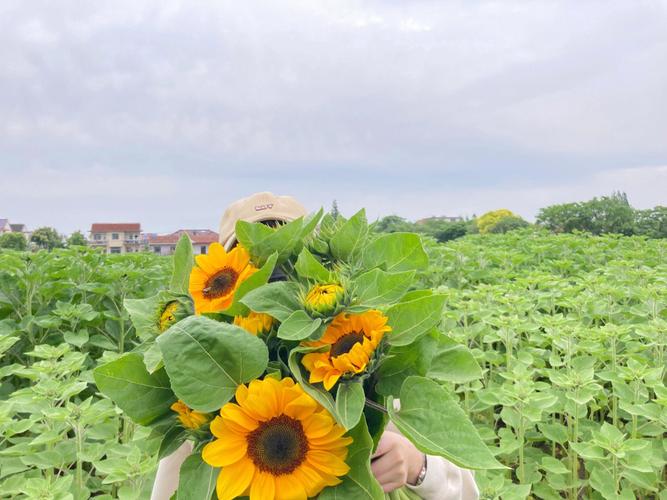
[0,219,30,239]
[89,223,144,254]
[148,229,219,256]
[415,215,463,225]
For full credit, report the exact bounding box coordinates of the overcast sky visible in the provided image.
[1,0,666,234]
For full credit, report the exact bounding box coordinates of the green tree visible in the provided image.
[31,227,63,250]
[634,206,667,238]
[433,221,469,242]
[0,232,27,250]
[537,193,635,236]
[67,230,88,247]
[375,215,415,233]
[488,216,530,234]
[331,200,340,220]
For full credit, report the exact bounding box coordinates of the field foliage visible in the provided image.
[0,230,665,499]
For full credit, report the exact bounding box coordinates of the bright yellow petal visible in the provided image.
[303,413,334,439]
[220,404,259,432]
[215,456,255,500]
[283,392,318,420]
[249,470,276,500]
[195,253,218,274]
[202,435,247,467]
[306,450,350,476]
[208,242,227,262]
[275,474,308,500]
[241,395,275,421]
[323,371,341,391]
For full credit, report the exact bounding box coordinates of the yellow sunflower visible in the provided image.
[189,243,258,314]
[301,310,391,390]
[171,400,209,429]
[304,284,344,315]
[158,301,180,333]
[234,312,274,336]
[202,377,352,500]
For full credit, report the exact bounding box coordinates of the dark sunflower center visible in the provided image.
[330,331,365,358]
[203,268,238,298]
[246,415,308,475]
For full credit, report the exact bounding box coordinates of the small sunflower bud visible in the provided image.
[304,283,344,315]
[158,301,184,333]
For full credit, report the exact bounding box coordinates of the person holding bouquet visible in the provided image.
[150,192,479,500]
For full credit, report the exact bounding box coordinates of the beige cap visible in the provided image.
[219,192,308,250]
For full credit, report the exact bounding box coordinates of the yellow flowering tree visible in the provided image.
[476,208,518,234]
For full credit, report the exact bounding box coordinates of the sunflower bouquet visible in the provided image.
[94,209,503,500]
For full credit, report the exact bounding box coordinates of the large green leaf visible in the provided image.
[318,417,384,500]
[157,316,268,412]
[388,376,504,470]
[234,220,273,250]
[176,453,218,500]
[240,281,301,322]
[236,218,304,265]
[335,381,365,430]
[170,234,194,295]
[301,208,324,239]
[386,294,445,346]
[0,335,19,356]
[375,332,437,397]
[221,253,278,317]
[294,247,331,282]
[277,310,322,341]
[330,209,368,262]
[93,353,176,426]
[363,232,428,272]
[427,335,483,384]
[353,269,415,307]
[157,426,187,461]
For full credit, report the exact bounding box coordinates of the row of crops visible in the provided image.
[421,231,667,499]
[0,230,665,499]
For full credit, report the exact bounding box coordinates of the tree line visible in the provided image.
[0,228,87,251]
[2,192,664,251]
[373,191,667,242]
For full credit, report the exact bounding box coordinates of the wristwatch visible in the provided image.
[413,454,428,486]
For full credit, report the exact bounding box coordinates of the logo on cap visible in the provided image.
[255,204,274,211]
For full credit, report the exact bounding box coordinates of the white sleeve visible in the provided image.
[150,441,193,500]
[389,399,479,500]
[406,454,479,500]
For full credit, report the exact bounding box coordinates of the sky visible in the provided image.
[1,0,666,235]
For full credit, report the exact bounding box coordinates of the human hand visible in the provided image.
[371,431,425,492]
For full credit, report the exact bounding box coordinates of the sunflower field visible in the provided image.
[0,227,666,499]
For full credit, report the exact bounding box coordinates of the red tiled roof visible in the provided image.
[148,229,219,245]
[91,223,141,232]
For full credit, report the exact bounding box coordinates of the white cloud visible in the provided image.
[0,0,665,232]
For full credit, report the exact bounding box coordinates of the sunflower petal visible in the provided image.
[215,457,255,500]
[306,450,350,476]
[284,392,318,420]
[220,404,259,432]
[249,470,275,500]
[323,371,341,391]
[195,253,218,274]
[208,242,227,262]
[202,434,247,467]
[303,413,334,439]
[275,474,308,500]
